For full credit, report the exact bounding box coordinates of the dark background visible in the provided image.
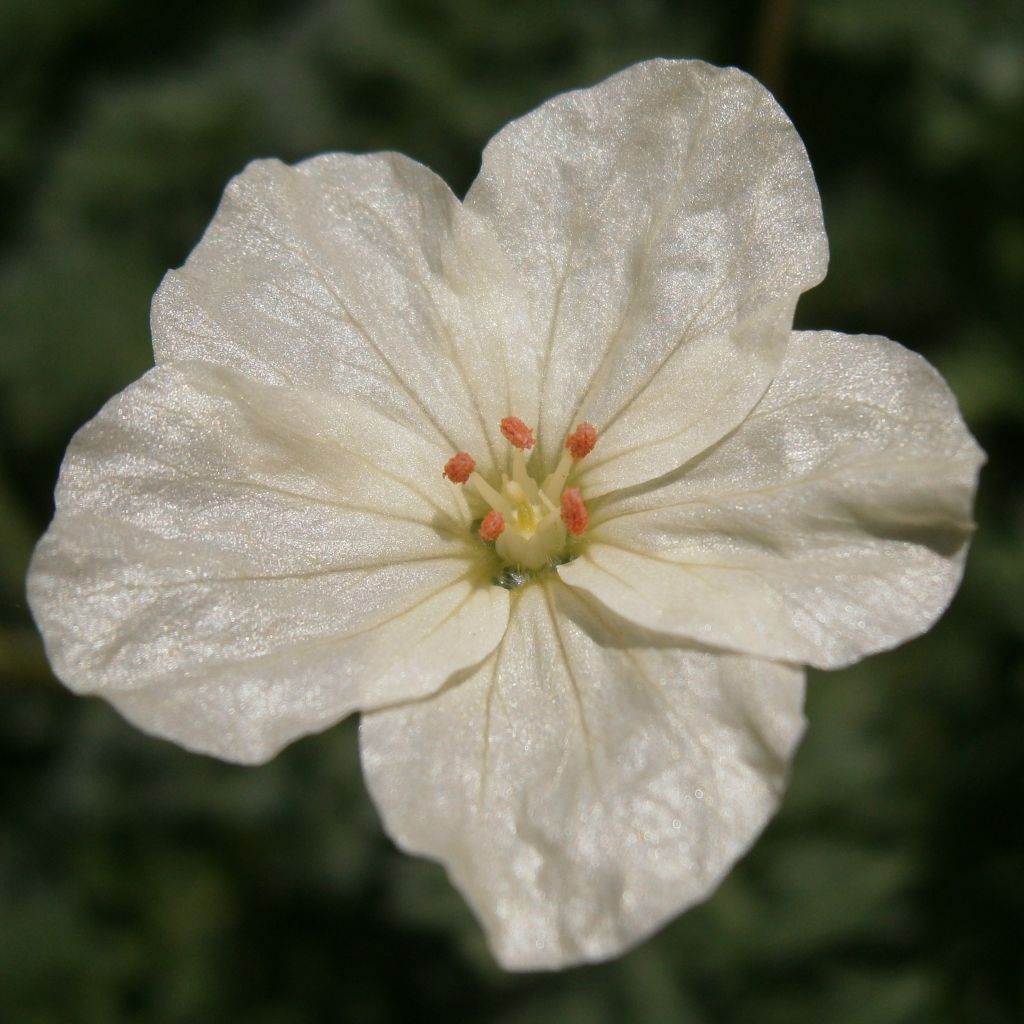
[1,1,1022,1021]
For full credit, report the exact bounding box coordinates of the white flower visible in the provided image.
[27,59,983,970]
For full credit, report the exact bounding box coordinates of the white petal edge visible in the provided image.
[360,581,805,970]
[560,331,985,669]
[27,362,509,763]
[465,58,828,492]
[151,152,537,477]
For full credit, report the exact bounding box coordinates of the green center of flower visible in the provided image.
[443,417,596,577]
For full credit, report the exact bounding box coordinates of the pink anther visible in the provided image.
[479,510,506,541]
[565,422,597,460]
[443,451,476,484]
[560,488,588,536]
[500,416,536,450]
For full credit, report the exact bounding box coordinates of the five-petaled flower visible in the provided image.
[28,60,983,970]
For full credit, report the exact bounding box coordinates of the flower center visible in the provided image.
[443,417,597,577]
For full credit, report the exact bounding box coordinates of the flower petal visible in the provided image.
[360,582,805,970]
[27,362,509,763]
[560,331,985,668]
[465,59,827,491]
[152,152,535,473]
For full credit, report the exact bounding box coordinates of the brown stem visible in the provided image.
[753,0,797,96]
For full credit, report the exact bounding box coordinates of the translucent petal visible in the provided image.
[465,59,827,491]
[27,362,509,762]
[561,331,985,668]
[361,582,805,970]
[152,152,535,474]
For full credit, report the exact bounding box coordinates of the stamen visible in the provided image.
[565,423,597,460]
[560,488,589,536]
[542,423,599,502]
[500,416,536,450]
[479,510,505,541]
[443,452,476,484]
[468,472,513,517]
[445,420,594,573]
[511,447,539,503]
[541,450,573,503]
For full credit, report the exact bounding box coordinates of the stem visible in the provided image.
[753,0,796,96]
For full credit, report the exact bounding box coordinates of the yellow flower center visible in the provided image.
[443,418,596,578]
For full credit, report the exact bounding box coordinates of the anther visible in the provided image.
[565,422,597,460]
[443,452,476,484]
[479,510,505,541]
[500,416,536,451]
[560,488,588,536]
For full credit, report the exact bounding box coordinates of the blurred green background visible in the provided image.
[2,1,1022,1021]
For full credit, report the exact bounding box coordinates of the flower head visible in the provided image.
[27,60,983,970]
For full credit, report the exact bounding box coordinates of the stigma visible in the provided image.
[444,418,596,573]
